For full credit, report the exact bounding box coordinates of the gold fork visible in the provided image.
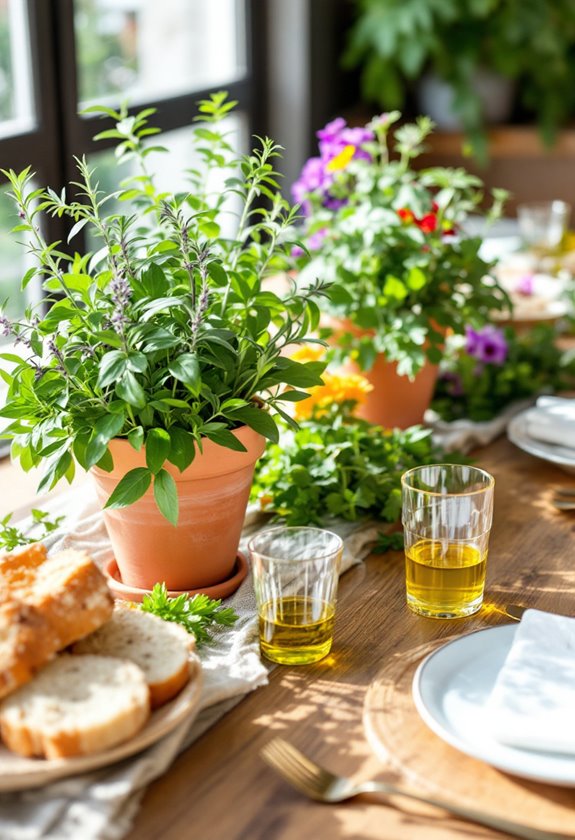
[261,737,570,840]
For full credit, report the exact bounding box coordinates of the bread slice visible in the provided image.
[73,607,194,708]
[0,545,114,698]
[0,654,150,759]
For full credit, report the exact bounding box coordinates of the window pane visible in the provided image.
[0,184,40,343]
[85,114,247,248]
[75,0,247,108]
[0,0,35,137]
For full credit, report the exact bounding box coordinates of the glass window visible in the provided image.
[75,0,247,108]
[0,0,35,137]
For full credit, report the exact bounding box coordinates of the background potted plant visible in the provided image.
[291,110,509,428]
[0,93,327,597]
[344,0,575,161]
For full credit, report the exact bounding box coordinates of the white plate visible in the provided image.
[508,410,575,474]
[0,655,203,791]
[412,626,575,786]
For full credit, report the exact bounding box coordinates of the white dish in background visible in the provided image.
[508,410,575,474]
[412,626,575,786]
[0,655,202,792]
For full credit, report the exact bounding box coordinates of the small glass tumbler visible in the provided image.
[401,465,494,619]
[249,526,343,665]
[517,200,571,253]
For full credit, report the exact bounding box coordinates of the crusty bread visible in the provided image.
[0,545,113,698]
[0,654,150,759]
[73,607,194,708]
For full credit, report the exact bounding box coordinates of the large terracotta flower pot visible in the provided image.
[91,425,266,596]
[326,316,440,429]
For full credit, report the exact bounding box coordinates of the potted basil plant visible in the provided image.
[0,93,327,597]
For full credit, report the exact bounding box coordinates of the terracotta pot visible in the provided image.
[326,316,440,429]
[91,425,266,594]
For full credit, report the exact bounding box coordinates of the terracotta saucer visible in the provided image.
[103,551,249,603]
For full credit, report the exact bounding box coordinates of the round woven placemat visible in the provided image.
[363,636,575,834]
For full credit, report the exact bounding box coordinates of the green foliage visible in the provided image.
[251,403,460,526]
[295,115,510,378]
[0,509,64,552]
[140,582,239,646]
[373,531,404,553]
[345,0,575,156]
[432,325,575,422]
[0,94,329,523]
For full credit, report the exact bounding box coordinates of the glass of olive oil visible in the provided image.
[401,465,494,618]
[248,527,343,665]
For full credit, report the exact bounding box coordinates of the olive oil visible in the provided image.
[258,596,335,664]
[405,540,487,618]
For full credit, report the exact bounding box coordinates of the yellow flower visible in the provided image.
[294,371,373,420]
[290,345,325,363]
[326,144,356,172]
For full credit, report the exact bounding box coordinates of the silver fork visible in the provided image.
[261,737,570,840]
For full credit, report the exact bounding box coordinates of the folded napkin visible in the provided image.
[426,399,531,454]
[0,487,380,840]
[525,396,575,450]
[486,609,575,754]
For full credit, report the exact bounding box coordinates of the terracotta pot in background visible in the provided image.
[325,316,440,429]
[91,426,266,595]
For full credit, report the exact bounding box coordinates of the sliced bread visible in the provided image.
[0,546,114,698]
[0,654,150,759]
[73,607,194,708]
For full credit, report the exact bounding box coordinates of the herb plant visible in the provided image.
[140,583,239,646]
[251,401,453,527]
[0,94,327,523]
[432,324,575,422]
[0,509,64,552]
[292,112,509,378]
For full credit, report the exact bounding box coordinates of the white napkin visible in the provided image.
[486,609,575,754]
[525,396,575,450]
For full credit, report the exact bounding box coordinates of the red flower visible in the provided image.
[431,201,439,213]
[417,213,437,234]
[397,207,415,223]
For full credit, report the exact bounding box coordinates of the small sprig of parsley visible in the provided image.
[0,509,65,552]
[140,583,239,646]
[373,531,404,554]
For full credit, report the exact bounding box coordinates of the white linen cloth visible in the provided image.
[0,485,379,840]
[426,399,531,453]
[524,396,575,450]
[486,609,575,754]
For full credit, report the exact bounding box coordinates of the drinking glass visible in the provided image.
[249,526,343,665]
[517,200,571,253]
[401,465,495,618]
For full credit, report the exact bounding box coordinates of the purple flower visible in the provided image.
[465,325,508,366]
[0,315,12,337]
[516,274,535,296]
[316,117,346,146]
[109,271,132,334]
[291,157,333,215]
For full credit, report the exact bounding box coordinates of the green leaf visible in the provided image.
[85,411,125,467]
[168,427,196,471]
[206,429,248,452]
[153,469,178,525]
[105,467,152,509]
[228,406,278,443]
[168,353,201,395]
[406,266,427,291]
[146,427,171,474]
[116,371,147,409]
[37,451,72,494]
[128,427,145,451]
[98,350,128,389]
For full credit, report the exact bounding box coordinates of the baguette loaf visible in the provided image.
[0,654,150,758]
[73,607,194,708]
[0,545,113,698]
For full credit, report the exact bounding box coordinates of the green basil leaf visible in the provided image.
[206,429,248,452]
[105,467,151,509]
[128,427,145,451]
[98,350,128,389]
[168,353,201,395]
[168,427,196,471]
[146,427,171,474]
[116,371,147,409]
[227,406,278,443]
[153,469,178,525]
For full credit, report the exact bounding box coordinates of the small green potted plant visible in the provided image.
[291,111,509,428]
[0,93,327,598]
[345,0,575,160]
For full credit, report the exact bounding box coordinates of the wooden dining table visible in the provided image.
[127,435,575,840]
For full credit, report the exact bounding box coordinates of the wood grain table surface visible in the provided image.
[126,436,575,840]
